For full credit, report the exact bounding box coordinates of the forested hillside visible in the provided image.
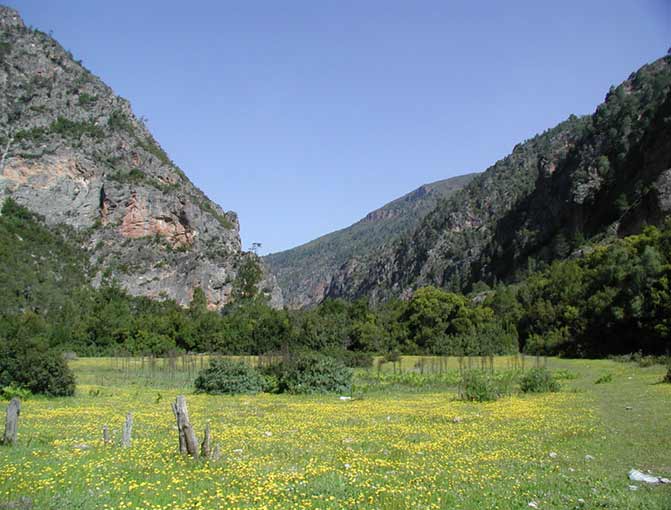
[0,198,274,355]
[3,194,668,359]
[326,56,671,303]
[265,174,476,308]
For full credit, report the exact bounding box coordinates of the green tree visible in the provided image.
[232,255,263,301]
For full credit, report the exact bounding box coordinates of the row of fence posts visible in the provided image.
[100,353,547,387]
[2,395,219,460]
[373,354,543,376]
[110,352,208,382]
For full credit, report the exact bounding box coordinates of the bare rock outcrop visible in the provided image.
[0,6,281,308]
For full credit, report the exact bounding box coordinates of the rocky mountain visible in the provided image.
[0,6,281,309]
[326,55,671,303]
[264,173,476,308]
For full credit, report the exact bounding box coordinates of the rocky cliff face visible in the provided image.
[0,6,281,309]
[264,173,476,308]
[326,56,671,303]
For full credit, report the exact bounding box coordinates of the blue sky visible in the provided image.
[9,1,670,254]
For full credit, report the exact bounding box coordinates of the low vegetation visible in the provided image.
[0,357,668,509]
[194,359,265,395]
[264,352,352,395]
[14,116,105,143]
[1,197,669,395]
[195,353,353,396]
[457,369,508,402]
[519,367,561,393]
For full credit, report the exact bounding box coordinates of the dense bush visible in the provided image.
[194,359,265,395]
[458,370,506,402]
[0,339,75,397]
[519,368,560,393]
[663,366,671,384]
[268,353,353,395]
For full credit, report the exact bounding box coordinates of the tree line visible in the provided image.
[1,197,669,361]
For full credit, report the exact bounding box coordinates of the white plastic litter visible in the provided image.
[584,455,594,461]
[339,396,352,401]
[628,469,670,484]
[549,452,558,458]
[528,502,538,509]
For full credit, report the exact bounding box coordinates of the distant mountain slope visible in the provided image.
[264,174,476,308]
[0,6,281,308]
[326,55,671,303]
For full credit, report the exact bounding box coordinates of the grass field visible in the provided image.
[0,357,669,509]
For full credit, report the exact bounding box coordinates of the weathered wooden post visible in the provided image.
[102,424,111,445]
[172,395,198,458]
[121,412,133,448]
[211,443,221,461]
[201,421,212,458]
[2,398,20,445]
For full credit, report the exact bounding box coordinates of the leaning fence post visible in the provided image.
[2,398,20,446]
[102,424,111,445]
[121,412,133,448]
[172,395,199,458]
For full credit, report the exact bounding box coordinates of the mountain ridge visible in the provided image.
[264,173,476,308]
[325,55,671,303]
[0,6,282,309]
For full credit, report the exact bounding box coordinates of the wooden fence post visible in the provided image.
[122,412,133,448]
[2,398,20,445]
[102,424,110,445]
[201,421,212,458]
[172,395,199,458]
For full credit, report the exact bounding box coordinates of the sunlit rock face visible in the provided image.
[0,6,282,309]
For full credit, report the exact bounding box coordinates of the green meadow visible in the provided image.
[0,356,669,510]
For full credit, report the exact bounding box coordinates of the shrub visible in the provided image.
[493,369,519,396]
[194,358,265,395]
[1,386,31,401]
[458,370,506,402]
[520,368,560,393]
[50,116,104,140]
[107,109,133,132]
[77,93,97,107]
[594,373,613,384]
[0,340,75,397]
[553,369,578,380]
[0,41,11,61]
[663,366,671,384]
[268,353,353,395]
[261,373,280,394]
[637,355,659,368]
